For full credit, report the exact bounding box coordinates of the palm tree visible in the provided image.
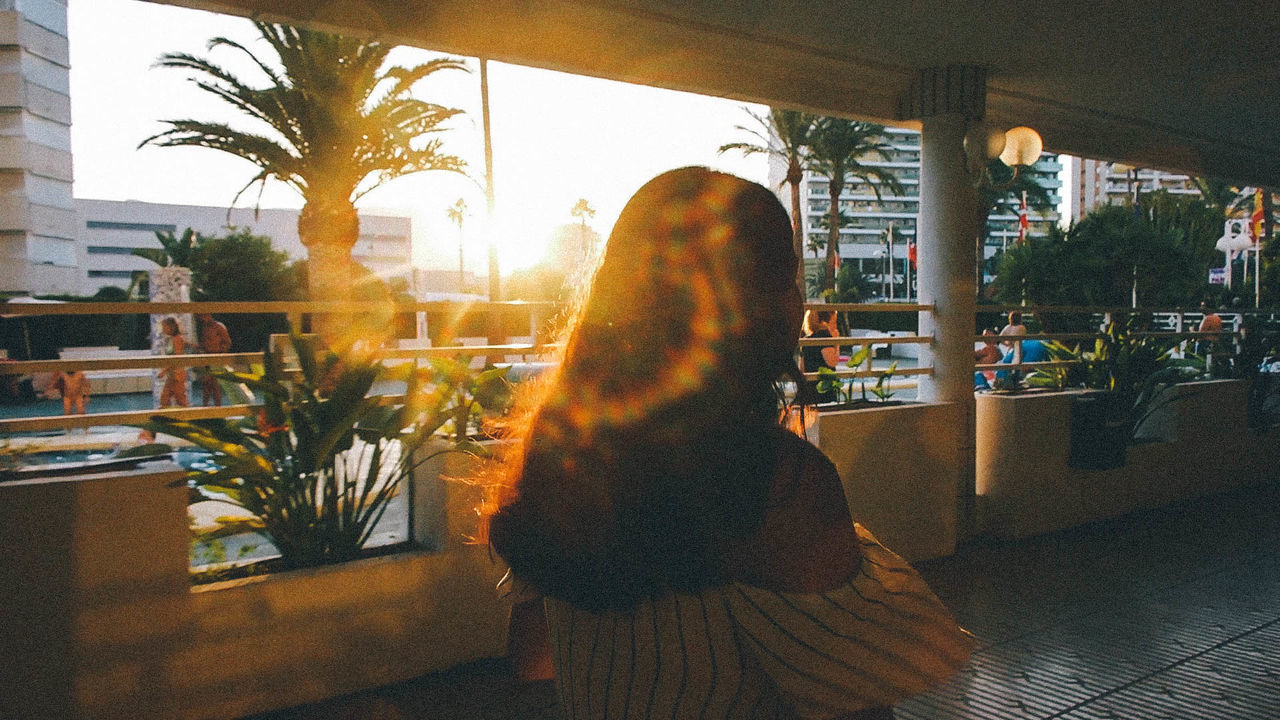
[131,228,199,269]
[719,107,817,295]
[976,159,1054,292]
[570,198,597,265]
[1190,177,1248,220]
[806,117,903,292]
[447,198,468,293]
[141,21,467,314]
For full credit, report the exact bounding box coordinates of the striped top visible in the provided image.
[544,524,974,720]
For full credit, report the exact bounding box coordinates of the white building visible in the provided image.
[74,199,413,296]
[0,0,77,295]
[1069,157,1200,219]
[0,2,414,298]
[772,126,1062,294]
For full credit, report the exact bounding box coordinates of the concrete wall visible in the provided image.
[815,401,963,562]
[0,455,511,720]
[976,379,1280,538]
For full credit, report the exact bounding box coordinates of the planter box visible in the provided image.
[0,452,511,719]
[814,401,963,562]
[977,379,1280,539]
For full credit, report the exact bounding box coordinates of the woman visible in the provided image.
[801,309,841,403]
[157,317,189,408]
[489,168,971,720]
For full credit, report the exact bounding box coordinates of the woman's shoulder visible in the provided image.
[726,429,859,593]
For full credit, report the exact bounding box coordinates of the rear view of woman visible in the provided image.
[490,168,972,719]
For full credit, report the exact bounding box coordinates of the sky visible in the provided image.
[67,0,771,274]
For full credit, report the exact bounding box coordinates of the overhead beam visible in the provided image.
[141,0,1280,187]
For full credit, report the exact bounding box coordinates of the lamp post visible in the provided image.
[964,124,1044,291]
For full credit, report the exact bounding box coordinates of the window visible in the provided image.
[87,270,136,278]
[86,246,140,255]
[86,221,178,233]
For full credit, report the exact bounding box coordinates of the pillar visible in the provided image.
[900,66,983,538]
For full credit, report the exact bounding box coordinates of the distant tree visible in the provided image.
[570,198,596,227]
[719,107,817,295]
[976,159,1054,292]
[806,117,902,292]
[447,198,468,293]
[505,265,570,303]
[832,262,876,303]
[569,198,598,265]
[992,198,1217,311]
[131,228,198,269]
[1190,177,1247,219]
[188,228,302,352]
[141,21,466,315]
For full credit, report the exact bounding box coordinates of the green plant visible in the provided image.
[1079,317,1205,440]
[813,346,900,405]
[141,21,466,304]
[422,355,513,443]
[140,333,489,570]
[1024,340,1081,390]
[814,366,852,404]
[871,360,898,401]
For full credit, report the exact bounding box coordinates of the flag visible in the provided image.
[1017,190,1028,244]
[907,241,917,269]
[1252,189,1265,244]
[829,248,841,275]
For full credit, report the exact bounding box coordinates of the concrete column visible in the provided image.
[916,113,977,404]
[900,65,983,540]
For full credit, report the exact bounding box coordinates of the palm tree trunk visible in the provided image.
[976,205,991,296]
[787,160,805,298]
[298,198,359,340]
[825,167,844,293]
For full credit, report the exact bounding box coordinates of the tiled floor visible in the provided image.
[250,479,1280,720]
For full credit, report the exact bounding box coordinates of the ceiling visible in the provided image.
[150,0,1280,187]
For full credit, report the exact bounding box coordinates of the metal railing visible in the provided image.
[972,305,1279,376]
[798,302,933,386]
[0,299,559,435]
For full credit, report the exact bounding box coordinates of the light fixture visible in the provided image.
[964,123,1007,165]
[998,126,1043,167]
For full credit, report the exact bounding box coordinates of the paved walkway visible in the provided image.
[249,479,1280,720]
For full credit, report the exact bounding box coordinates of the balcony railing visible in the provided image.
[0,299,559,435]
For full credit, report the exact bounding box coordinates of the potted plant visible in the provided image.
[139,334,507,572]
[1069,318,1203,469]
[813,346,902,409]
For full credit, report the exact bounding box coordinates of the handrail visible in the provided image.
[798,334,930,347]
[980,304,1280,315]
[803,302,931,312]
[800,366,932,381]
[0,299,557,316]
[970,330,1234,344]
[0,344,564,374]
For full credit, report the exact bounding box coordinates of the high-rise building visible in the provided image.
[0,0,77,295]
[1069,157,1200,219]
[774,126,1062,296]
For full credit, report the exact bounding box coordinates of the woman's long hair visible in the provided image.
[488,168,800,611]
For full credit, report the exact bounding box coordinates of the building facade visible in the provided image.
[75,199,412,296]
[1070,157,1200,219]
[0,0,77,295]
[775,126,1062,297]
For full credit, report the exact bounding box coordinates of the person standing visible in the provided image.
[157,317,189,408]
[489,169,972,719]
[999,310,1029,361]
[196,313,232,406]
[1196,301,1223,356]
[801,308,841,402]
